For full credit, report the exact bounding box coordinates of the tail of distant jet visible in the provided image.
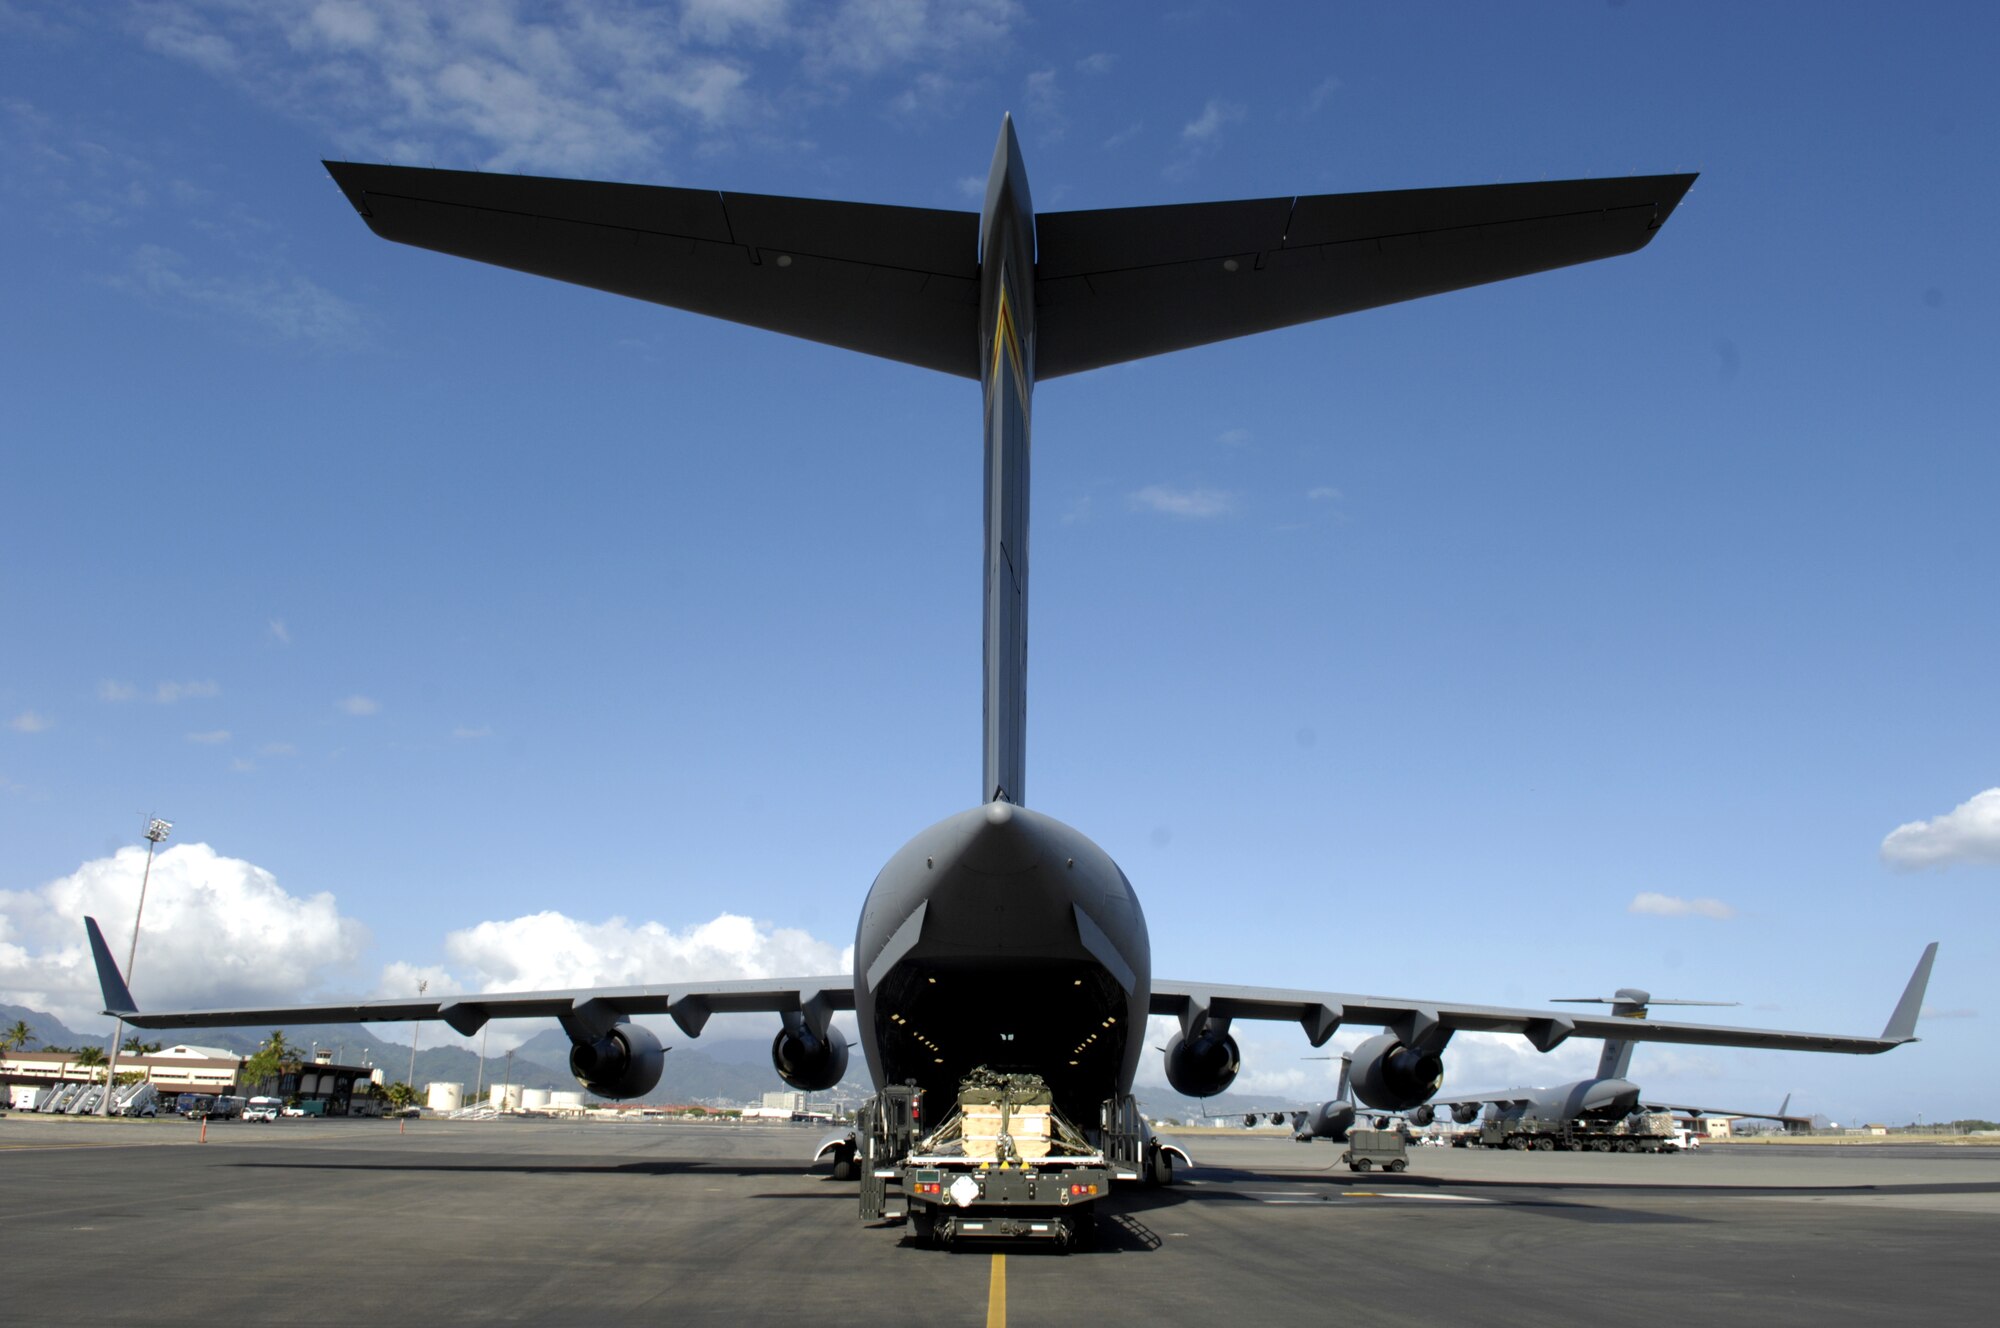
[1552,988,1738,1079]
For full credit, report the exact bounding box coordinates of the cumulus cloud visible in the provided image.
[98,680,138,702]
[0,843,372,1029]
[1880,788,2000,870]
[154,679,220,703]
[340,694,380,716]
[1130,485,1239,518]
[429,909,852,995]
[1307,486,1342,502]
[1629,892,1736,920]
[9,710,51,733]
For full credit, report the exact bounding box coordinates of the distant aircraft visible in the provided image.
[1402,989,1812,1131]
[85,117,1935,1188]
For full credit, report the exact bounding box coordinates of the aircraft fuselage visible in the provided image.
[854,802,1149,1125]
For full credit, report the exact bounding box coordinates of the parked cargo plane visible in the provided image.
[1407,990,1814,1132]
[85,118,1935,1183]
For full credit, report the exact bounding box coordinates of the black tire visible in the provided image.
[830,1150,856,1182]
[1354,1157,1372,1172]
[1387,1159,1407,1173]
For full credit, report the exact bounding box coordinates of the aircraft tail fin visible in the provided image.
[1777,1092,1791,1118]
[84,916,138,1018]
[1880,942,1938,1043]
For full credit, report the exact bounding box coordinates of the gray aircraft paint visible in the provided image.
[84,119,1935,1133]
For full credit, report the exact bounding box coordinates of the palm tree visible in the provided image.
[2,1019,34,1055]
[71,1044,108,1077]
[121,1034,161,1056]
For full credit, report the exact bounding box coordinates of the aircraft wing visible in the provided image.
[323,161,983,377]
[1637,1100,1809,1125]
[84,917,850,1041]
[1150,942,1936,1056]
[1034,173,1697,377]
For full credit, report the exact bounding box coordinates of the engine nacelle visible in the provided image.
[1408,1104,1436,1128]
[1348,1032,1445,1112]
[568,1022,666,1100]
[1453,1101,1483,1125]
[1162,1028,1241,1098]
[772,1018,849,1092]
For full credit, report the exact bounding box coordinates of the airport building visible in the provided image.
[3,1044,244,1105]
[3,1044,388,1115]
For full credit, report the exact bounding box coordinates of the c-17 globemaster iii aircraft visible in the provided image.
[86,117,1935,1193]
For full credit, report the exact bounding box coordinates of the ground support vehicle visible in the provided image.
[1478,1110,1680,1153]
[854,1072,1152,1251]
[1339,1128,1409,1173]
[243,1096,282,1122]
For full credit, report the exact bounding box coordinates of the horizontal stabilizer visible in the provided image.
[325,162,982,377]
[84,916,137,1018]
[1034,174,1697,377]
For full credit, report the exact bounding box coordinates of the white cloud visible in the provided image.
[1130,485,1239,519]
[268,618,291,645]
[1307,486,1342,501]
[153,679,220,704]
[451,725,492,740]
[1181,97,1244,145]
[114,244,363,347]
[1629,892,1737,920]
[1075,52,1115,75]
[1921,1006,1978,1020]
[129,0,1019,177]
[258,742,297,757]
[185,729,232,745]
[98,680,138,702]
[1305,75,1340,113]
[1102,122,1142,151]
[1216,427,1250,448]
[9,710,52,733]
[1880,788,2000,870]
[340,694,380,716]
[426,909,853,994]
[0,843,372,1030]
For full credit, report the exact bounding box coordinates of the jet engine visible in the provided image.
[1408,1104,1435,1128]
[568,1022,666,1100]
[1452,1101,1483,1125]
[1348,1032,1445,1112]
[1162,1028,1240,1098]
[772,1014,849,1092]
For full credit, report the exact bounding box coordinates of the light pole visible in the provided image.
[407,978,428,1097]
[99,817,171,1115]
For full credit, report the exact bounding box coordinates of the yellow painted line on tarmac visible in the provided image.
[986,1253,1006,1328]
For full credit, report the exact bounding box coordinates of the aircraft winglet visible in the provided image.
[1880,942,1938,1043]
[83,916,138,1018]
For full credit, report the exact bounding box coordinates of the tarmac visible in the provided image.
[4,1113,1995,1325]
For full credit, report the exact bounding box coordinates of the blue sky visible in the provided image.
[2,1,1993,1124]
